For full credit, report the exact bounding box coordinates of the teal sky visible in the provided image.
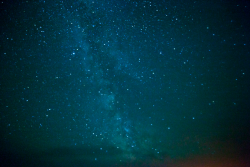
[1,0,249,166]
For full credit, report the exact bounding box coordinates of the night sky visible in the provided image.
[1,0,250,166]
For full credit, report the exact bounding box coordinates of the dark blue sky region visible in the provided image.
[1,0,250,166]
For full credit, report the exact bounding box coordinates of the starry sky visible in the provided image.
[1,0,250,166]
